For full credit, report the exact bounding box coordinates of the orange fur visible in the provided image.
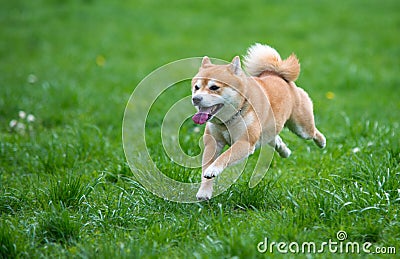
[192,44,326,200]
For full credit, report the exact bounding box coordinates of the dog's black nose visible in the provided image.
[192,96,202,105]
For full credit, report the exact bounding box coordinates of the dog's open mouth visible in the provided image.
[192,104,224,125]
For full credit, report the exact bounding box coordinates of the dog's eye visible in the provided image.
[194,85,200,91]
[209,85,220,91]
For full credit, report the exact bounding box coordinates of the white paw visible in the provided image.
[314,131,326,149]
[317,136,326,149]
[276,145,291,158]
[280,147,291,158]
[203,165,223,179]
[196,188,213,200]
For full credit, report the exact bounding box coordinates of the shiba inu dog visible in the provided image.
[191,43,326,200]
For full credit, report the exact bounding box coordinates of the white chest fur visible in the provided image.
[209,112,258,146]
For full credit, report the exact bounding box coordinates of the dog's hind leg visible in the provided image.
[286,88,326,148]
[287,118,326,148]
[287,116,326,149]
[269,135,291,158]
[313,129,326,148]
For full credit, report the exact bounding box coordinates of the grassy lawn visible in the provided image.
[1,0,399,258]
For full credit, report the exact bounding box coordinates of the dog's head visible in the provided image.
[191,56,246,125]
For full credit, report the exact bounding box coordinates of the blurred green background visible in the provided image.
[1,0,398,132]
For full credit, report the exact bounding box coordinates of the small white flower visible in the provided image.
[352,147,360,153]
[9,119,17,128]
[27,114,35,122]
[27,74,38,84]
[16,122,26,133]
[19,111,26,119]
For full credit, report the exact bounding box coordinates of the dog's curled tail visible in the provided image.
[243,43,300,82]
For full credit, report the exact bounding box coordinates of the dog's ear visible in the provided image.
[201,56,211,68]
[230,56,242,75]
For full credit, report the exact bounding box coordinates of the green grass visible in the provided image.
[1,0,399,258]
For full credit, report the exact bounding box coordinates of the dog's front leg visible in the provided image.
[196,133,224,200]
[203,140,255,179]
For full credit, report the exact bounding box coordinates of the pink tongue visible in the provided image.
[192,112,210,124]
